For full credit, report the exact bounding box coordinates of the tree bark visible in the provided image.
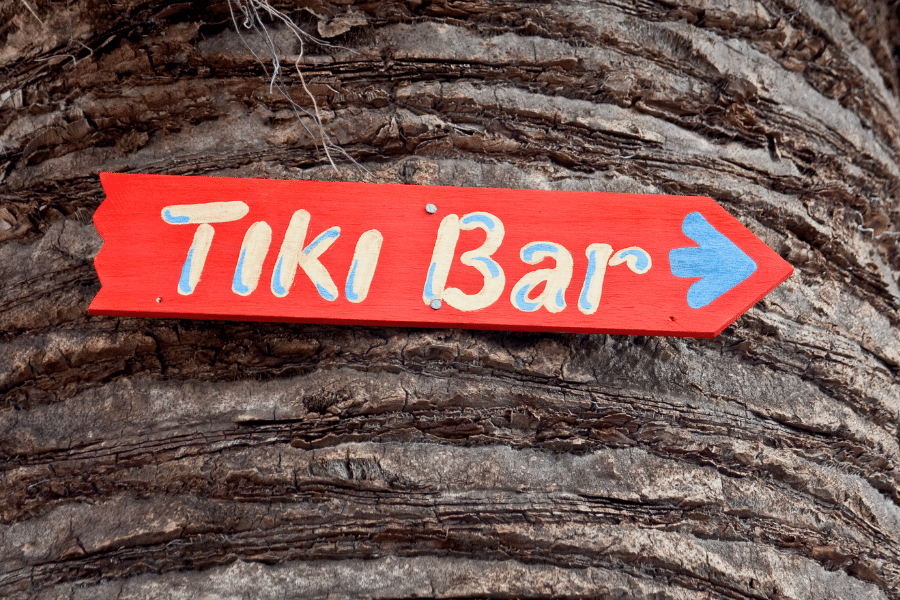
[2,0,900,598]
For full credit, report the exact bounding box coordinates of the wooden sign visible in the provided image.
[90,174,793,337]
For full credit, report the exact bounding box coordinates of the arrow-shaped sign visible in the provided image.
[90,174,793,337]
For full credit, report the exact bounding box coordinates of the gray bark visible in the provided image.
[2,0,900,598]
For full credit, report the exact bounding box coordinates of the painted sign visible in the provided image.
[90,173,793,337]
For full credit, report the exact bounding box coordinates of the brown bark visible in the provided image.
[2,0,900,598]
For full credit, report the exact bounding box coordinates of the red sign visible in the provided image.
[90,173,793,337]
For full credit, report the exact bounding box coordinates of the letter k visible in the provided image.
[271,210,341,300]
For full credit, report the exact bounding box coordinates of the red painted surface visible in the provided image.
[90,173,793,337]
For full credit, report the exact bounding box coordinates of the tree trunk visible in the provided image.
[2,0,900,598]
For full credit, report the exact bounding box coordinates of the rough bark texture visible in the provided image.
[2,0,900,598]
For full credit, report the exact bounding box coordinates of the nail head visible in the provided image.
[425,203,437,214]
[430,299,442,310]
[156,297,162,303]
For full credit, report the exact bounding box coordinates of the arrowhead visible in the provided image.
[669,212,757,309]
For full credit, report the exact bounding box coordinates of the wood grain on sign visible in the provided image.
[90,173,793,337]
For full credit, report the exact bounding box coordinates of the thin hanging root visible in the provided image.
[226,0,373,178]
[293,59,335,170]
[853,209,900,240]
[20,0,45,25]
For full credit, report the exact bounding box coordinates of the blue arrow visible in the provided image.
[669,212,757,309]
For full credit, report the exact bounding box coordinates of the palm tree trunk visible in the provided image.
[2,0,900,598]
